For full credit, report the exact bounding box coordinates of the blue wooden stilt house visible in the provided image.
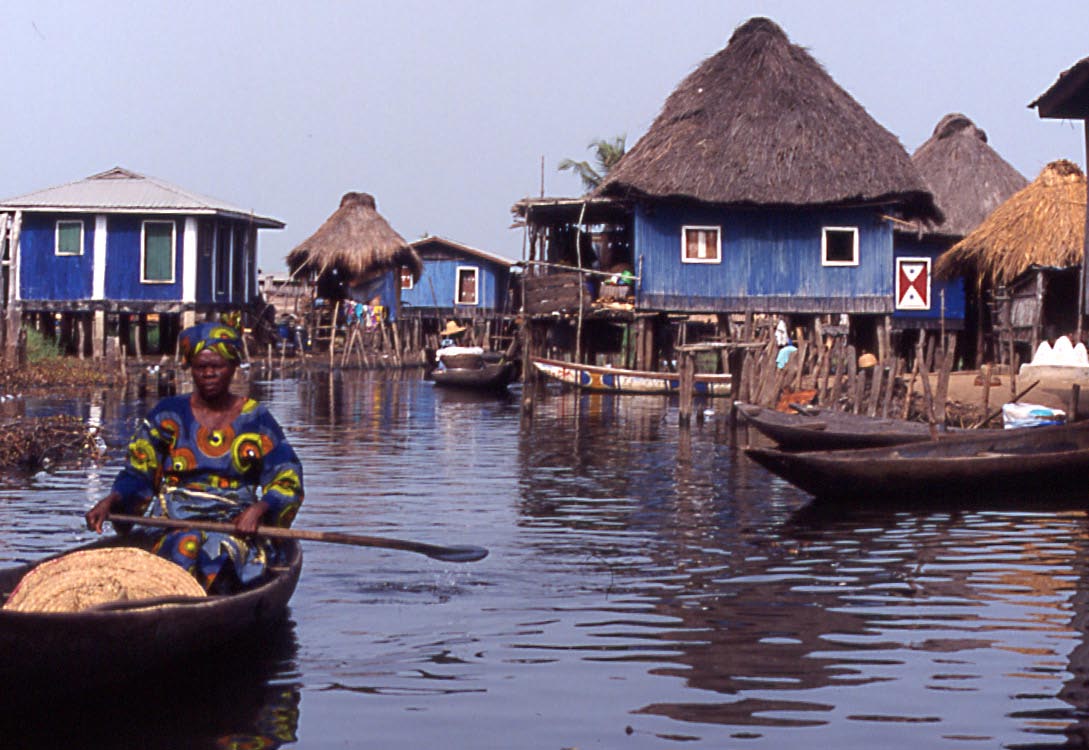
[516,18,942,368]
[0,166,283,357]
[403,236,513,314]
[893,114,1026,365]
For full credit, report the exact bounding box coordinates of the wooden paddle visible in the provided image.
[969,380,1040,429]
[108,513,488,563]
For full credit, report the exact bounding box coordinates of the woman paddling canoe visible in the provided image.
[85,321,305,592]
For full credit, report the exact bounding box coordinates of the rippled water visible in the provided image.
[3,370,1089,749]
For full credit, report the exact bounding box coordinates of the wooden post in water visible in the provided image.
[934,336,956,425]
[678,351,695,426]
[328,300,340,371]
[981,363,992,419]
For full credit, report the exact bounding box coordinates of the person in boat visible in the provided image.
[435,320,485,371]
[85,320,304,592]
[438,319,466,350]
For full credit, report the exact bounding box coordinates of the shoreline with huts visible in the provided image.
[0,17,1086,440]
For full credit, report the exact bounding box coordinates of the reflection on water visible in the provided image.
[3,372,1089,748]
[0,619,301,750]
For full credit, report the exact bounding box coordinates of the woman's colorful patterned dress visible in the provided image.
[111,395,304,589]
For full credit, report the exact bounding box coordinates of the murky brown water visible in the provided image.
[2,369,1089,749]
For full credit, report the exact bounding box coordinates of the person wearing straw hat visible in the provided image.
[438,319,466,349]
[86,320,304,592]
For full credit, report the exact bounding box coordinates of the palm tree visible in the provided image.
[558,135,626,192]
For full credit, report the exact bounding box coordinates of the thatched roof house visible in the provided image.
[903,114,1027,239]
[1030,56,1089,119]
[935,160,1086,288]
[287,192,423,299]
[597,17,940,223]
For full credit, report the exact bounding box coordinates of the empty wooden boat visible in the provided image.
[745,418,1089,502]
[532,357,731,396]
[738,402,961,450]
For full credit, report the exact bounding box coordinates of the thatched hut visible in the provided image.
[892,114,1027,362]
[517,17,944,370]
[905,114,1028,239]
[287,192,423,305]
[935,160,1087,360]
[1031,55,1089,341]
[598,17,940,223]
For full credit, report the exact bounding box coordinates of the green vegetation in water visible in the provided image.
[23,327,61,363]
[0,329,114,390]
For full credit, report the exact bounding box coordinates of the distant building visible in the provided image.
[1031,55,1089,338]
[403,236,513,314]
[286,192,422,322]
[936,160,1087,364]
[515,18,939,367]
[0,166,283,356]
[893,114,1027,364]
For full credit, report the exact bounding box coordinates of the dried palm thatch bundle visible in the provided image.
[3,547,205,613]
[598,17,940,223]
[286,192,423,296]
[935,159,1087,288]
[902,114,1028,238]
[0,415,103,471]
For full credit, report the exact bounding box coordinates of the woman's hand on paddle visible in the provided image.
[86,492,121,533]
[234,501,270,536]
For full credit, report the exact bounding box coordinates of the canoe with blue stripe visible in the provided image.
[532,357,731,396]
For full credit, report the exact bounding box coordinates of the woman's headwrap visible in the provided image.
[178,322,242,364]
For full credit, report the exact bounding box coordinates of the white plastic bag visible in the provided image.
[1001,402,1066,429]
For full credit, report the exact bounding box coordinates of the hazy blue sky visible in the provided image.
[3,1,1088,271]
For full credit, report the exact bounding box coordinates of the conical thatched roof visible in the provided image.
[597,17,940,222]
[902,114,1028,238]
[935,160,1087,287]
[287,192,423,285]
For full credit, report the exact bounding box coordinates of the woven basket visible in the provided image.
[3,547,206,613]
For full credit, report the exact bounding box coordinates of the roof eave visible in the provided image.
[1030,58,1089,119]
[0,204,284,229]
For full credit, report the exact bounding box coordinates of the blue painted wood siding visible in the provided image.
[634,204,894,314]
[20,213,262,305]
[18,214,96,300]
[893,235,966,322]
[104,216,184,301]
[401,258,510,311]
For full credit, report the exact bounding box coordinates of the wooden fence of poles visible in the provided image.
[729,326,961,428]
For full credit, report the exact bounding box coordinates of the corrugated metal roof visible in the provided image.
[0,167,284,228]
[410,235,514,267]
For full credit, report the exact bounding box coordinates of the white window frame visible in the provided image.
[455,265,479,306]
[821,226,859,267]
[55,220,84,256]
[895,256,932,311]
[141,220,177,284]
[400,266,414,290]
[681,225,722,264]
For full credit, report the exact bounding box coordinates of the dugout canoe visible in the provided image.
[431,360,517,392]
[0,533,301,693]
[746,417,1089,503]
[532,357,732,396]
[737,402,961,450]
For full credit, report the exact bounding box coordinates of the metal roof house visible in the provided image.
[0,166,284,357]
[403,236,513,314]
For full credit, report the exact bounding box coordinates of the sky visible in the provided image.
[2,1,1088,272]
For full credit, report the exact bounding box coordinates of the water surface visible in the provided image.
[1,371,1088,749]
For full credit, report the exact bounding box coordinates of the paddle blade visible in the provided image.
[429,545,489,563]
